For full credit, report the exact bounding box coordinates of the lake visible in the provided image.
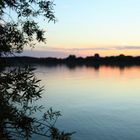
[34,65,140,140]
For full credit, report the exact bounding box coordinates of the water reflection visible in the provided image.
[0,66,73,140]
[36,65,140,140]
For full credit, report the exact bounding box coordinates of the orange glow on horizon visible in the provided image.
[25,43,140,58]
[78,50,140,57]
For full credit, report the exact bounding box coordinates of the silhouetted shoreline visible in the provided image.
[1,54,140,68]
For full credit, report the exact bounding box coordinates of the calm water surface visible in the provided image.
[35,65,140,140]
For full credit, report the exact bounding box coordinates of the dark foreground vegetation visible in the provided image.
[4,54,140,68]
[0,0,73,139]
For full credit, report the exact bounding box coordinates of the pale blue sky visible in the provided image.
[27,0,140,57]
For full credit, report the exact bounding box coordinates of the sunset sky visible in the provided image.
[24,0,140,57]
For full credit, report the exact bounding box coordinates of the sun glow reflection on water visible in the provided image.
[35,65,140,140]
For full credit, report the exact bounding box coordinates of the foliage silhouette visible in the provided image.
[0,0,56,56]
[0,0,73,139]
[0,67,73,139]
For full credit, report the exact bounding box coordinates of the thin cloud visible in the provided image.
[114,46,140,50]
[17,50,69,58]
[46,47,112,51]
[47,46,140,51]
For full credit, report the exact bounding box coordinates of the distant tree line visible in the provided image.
[3,54,140,68]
